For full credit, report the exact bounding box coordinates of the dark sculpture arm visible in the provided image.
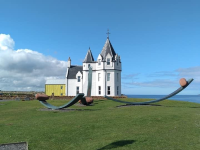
[105,79,194,105]
[39,93,84,109]
[37,67,93,109]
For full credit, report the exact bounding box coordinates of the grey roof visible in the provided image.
[83,48,95,63]
[100,38,116,61]
[67,65,83,79]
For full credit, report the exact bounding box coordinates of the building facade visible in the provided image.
[45,37,121,96]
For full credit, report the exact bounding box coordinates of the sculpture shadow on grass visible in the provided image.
[116,103,200,109]
[97,140,135,150]
[116,103,162,108]
[39,108,101,112]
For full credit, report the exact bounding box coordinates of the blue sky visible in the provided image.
[0,0,199,95]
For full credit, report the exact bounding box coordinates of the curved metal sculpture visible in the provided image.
[38,67,93,109]
[39,93,84,109]
[80,67,93,105]
[87,67,92,97]
[105,78,194,105]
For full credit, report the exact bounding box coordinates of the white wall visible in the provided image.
[114,70,121,96]
[67,79,76,96]
[83,62,96,70]
[95,70,105,96]
[105,70,115,96]
[76,71,83,94]
[78,53,122,96]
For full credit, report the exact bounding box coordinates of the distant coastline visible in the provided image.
[127,95,200,104]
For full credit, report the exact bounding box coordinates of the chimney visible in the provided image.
[68,57,71,68]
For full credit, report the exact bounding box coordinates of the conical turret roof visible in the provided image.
[83,48,95,63]
[100,38,116,61]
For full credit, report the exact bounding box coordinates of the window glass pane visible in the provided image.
[78,76,80,82]
[98,86,101,95]
[107,86,110,95]
[61,86,63,89]
[107,58,110,65]
[107,73,110,81]
[76,86,79,94]
[98,73,101,81]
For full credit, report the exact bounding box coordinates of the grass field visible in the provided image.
[0,98,200,150]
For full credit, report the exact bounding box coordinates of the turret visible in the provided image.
[100,38,116,61]
[83,47,94,63]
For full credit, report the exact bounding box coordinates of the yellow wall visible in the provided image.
[45,84,66,96]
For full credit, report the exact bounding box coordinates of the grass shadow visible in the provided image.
[116,104,161,108]
[163,105,200,109]
[97,140,135,150]
[116,104,200,109]
[39,108,100,112]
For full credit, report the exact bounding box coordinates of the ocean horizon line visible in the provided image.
[125,94,200,95]
[126,95,200,104]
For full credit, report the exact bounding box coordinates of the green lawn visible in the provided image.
[0,98,200,150]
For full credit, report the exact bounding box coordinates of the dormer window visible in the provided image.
[107,58,110,65]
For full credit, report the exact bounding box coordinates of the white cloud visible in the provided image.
[122,73,140,79]
[0,34,67,91]
[0,34,14,50]
[147,71,178,77]
[123,79,177,88]
[176,67,200,82]
[122,66,200,94]
[147,68,200,81]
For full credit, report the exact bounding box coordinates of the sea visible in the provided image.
[127,95,200,104]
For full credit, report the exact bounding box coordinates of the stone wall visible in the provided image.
[51,95,127,100]
[0,94,127,100]
[0,95,35,100]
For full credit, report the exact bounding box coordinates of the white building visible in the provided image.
[45,37,122,96]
